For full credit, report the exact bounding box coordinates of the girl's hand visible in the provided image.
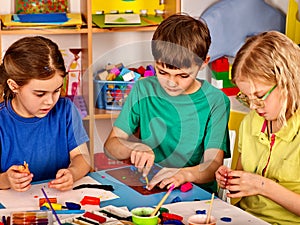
[130,144,155,177]
[7,165,33,192]
[215,165,232,188]
[225,170,266,198]
[48,169,74,191]
[147,167,183,190]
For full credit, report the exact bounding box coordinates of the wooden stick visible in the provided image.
[145,176,149,186]
[206,193,215,224]
[150,184,175,217]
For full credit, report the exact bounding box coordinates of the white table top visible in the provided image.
[162,198,270,225]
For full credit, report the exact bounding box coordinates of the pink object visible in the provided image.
[180,182,193,192]
[110,67,120,76]
[144,70,154,77]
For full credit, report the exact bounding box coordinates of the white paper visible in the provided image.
[104,14,141,24]
[162,199,271,225]
[0,176,119,210]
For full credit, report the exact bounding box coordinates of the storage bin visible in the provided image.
[94,79,135,110]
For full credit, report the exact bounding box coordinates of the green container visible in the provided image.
[131,207,160,225]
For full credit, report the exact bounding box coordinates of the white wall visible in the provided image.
[181,0,219,17]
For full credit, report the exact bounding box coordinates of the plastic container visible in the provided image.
[187,215,216,225]
[10,211,53,225]
[94,80,135,110]
[131,207,160,225]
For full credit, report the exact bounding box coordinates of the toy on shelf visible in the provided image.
[210,57,239,96]
[15,0,69,14]
[94,62,155,110]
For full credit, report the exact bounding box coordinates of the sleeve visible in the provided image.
[114,81,141,136]
[204,92,231,158]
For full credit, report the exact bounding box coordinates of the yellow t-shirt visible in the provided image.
[238,110,300,225]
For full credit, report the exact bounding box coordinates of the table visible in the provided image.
[162,199,270,225]
[90,168,212,210]
[0,167,271,225]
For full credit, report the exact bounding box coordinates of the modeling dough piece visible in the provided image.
[18,161,30,174]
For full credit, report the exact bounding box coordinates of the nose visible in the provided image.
[166,77,177,87]
[249,101,259,110]
[44,94,54,105]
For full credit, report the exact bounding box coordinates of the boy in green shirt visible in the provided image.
[104,14,230,193]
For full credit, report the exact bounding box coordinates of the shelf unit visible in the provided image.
[0,0,180,169]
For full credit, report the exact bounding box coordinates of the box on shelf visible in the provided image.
[15,0,69,14]
[91,0,164,14]
[94,80,134,110]
[94,62,155,110]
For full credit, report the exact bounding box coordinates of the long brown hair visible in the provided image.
[0,36,66,101]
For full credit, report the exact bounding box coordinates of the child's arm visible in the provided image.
[225,169,300,216]
[148,148,224,190]
[48,143,91,191]
[104,126,155,176]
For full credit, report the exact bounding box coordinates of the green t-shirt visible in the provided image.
[115,76,230,192]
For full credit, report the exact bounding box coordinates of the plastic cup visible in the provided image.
[131,207,160,225]
[188,214,217,225]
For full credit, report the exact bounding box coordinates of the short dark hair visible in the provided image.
[152,14,211,69]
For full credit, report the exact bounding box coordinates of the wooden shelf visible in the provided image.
[0,28,89,35]
[0,0,180,170]
[94,108,120,119]
[91,26,158,33]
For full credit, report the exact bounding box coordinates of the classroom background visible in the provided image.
[0,0,298,172]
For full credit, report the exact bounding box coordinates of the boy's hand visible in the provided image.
[130,143,155,177]
[48,169,74,191]
[147,167,182,190]
[7,165,33,192]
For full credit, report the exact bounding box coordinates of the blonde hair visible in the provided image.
[232,31,300,126]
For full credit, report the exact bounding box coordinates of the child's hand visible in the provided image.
[7,165,33,192]
[147,167,182,190]
[225,170,264,197]
[130,143,155,177]
[48,169,74,191]
[215,165,232,188]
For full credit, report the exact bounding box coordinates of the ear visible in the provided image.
[200,55,210,70]
[7,79,20,93]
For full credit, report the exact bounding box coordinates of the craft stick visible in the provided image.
[145,176,149,186]
[206,193,215,224]
[41,188,62,225]
[150,184,175,217]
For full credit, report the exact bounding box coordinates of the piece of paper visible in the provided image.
[0,176,119,210]
[104,14,141,24]
[162,199,271,225]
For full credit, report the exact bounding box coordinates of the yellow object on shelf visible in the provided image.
[92,0,164,14]
[286,0,300,44]
[1,13,82,29]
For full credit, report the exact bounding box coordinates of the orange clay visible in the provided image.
[18,161,30,174]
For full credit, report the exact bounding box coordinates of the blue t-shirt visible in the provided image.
[0,98,89,182]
